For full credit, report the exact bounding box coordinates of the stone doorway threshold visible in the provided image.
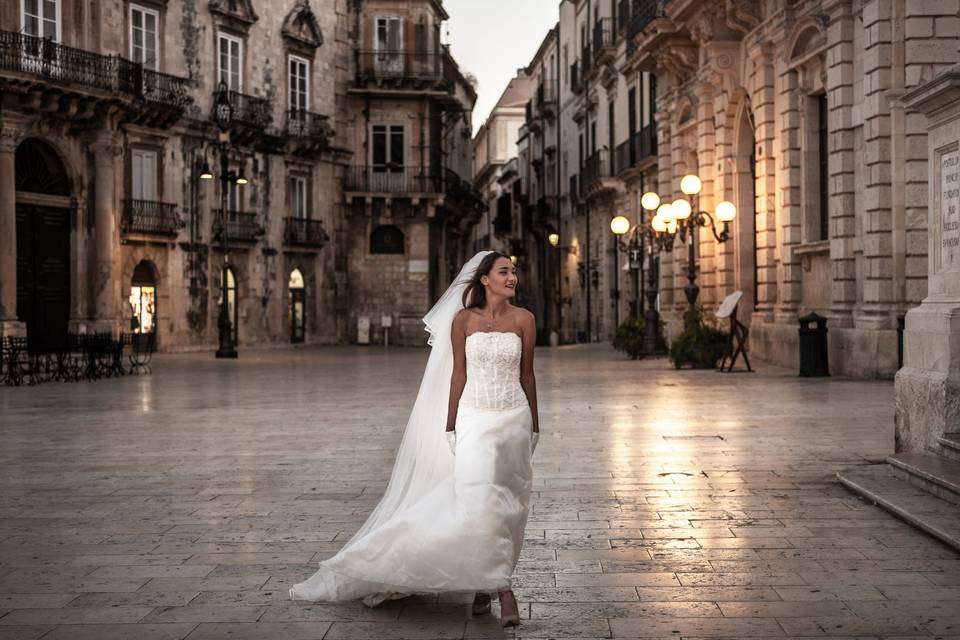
[837,436,960,553]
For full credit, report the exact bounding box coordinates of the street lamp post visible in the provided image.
[200,80,249,360]
[610,213,664,356]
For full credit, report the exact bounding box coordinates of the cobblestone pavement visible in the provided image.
[1,343,958,640]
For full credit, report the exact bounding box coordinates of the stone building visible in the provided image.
[477,0,960,378]
[0,0,480,352]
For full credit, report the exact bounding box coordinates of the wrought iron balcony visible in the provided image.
[533,195,558,230]
[121,199,183,236]
[593,18,616,64]
[0,30,191,114]
[580,149,614,195]
[615,139,633,175]
[631,124,658,162]
[581,48,593,79]
[212,209,260,243]
[215,90,273,130]
[284,217,329,248]
[355,49,446,88]
[344,165,442,194]
[286,109,332,140]
[618,0,631,31]
[627,0,664,41]
[442,168,485,212]
[536,80,557,115]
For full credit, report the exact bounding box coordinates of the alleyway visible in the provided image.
[0,344,957,639]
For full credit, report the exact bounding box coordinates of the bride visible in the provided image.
[289,250,540,627]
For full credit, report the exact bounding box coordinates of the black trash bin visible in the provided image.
[798,312,830,377]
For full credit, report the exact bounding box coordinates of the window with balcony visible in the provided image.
[132,149,158,201]
[130,4,159,71]
[288,54,309,111]
[372,124,404,170]
[227,173,242,212]
[375,16,402,74]
[218,32,243,91]
[289,175,308,219]
[21,0,60,40]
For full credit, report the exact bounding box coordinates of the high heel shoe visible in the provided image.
[472,593,491,615]
[498,591,520,627]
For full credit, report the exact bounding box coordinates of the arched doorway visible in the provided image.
[217,267,238,345]
[129,261,158,335]
[15,139,72,351]
[288,268,305,343]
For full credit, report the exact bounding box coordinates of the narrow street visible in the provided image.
[1,344,957,638]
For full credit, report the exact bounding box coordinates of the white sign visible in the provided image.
[408,259,429,274]
[716,291,743,319]
[941,148,960,269]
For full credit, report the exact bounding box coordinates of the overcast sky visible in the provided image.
[443,0,559,134]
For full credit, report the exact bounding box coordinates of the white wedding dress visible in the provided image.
[288,329,534,604]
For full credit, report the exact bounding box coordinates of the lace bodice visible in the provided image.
[460,332,527,411]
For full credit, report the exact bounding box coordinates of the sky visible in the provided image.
[443,0,560,134]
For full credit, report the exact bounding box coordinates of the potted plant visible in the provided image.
[612,317,646,359]
[669,306,727,369]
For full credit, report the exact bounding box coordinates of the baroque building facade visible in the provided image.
[0,0,480,352]
[478,0,960,377]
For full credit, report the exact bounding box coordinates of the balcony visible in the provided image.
[216,89,272,132]
[580,149,616,196]
[284,217,329,249]
[121,199,183,236]
[593,18,616,66]
[536,80,557,117]
[286,108,333,156]
[344,166,442,195]
[614,125,658,175]
[580,48,593,80]
[570,60,582,93]
[532,195,558,231]
[618,0,631,32]
[0,30,191,127]
[354,49,447,91]
[212,210,261,244]
[628,0,663,41]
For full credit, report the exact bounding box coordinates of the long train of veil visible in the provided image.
[289,250,493,604]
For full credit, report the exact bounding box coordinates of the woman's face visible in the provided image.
[481,257,518,298]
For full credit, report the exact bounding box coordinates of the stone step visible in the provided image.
[887,451,960,505]
[938,432,960,462]
[837,464,960,553]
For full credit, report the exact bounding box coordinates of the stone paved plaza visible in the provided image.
[1,344,959,639]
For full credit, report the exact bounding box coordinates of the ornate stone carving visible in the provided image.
[0,126,21,154]
[282,0,323,52]
[209,0,258,30]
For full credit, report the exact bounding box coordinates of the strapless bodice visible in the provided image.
[461,332,527,411]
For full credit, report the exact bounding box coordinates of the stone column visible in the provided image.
[0,125,24,338]
[751,43,778,321]
[90,135,122,335]
[897,68,960,452]
[694,81,717,306]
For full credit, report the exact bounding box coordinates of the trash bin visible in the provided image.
[798,312,829,377]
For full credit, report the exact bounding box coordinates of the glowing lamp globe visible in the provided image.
[715,200,737,222]
[610,215,630,235]
[672,198,692,220]
[548,232,560,247]
[656,203,675,223]
[666,218,678,234]
[680,174,702,196]
[651,216,668,233]
[640,191,661,211]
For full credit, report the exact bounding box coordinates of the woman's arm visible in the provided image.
[445,311,468,432]
[519,310,540,433]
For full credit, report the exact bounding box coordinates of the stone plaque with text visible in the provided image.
[940,147,960,270]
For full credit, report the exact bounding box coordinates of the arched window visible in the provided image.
[370,225,405,254]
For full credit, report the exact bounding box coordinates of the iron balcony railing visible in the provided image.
[628,0,664,41]
[533,195,558,229]
[631,124,658,162]
[284,217,329,247]
[121,199,183,235]
[212,209,260,243]
[344,165,443,194]
[355,49,443,82]
[569,174,579,198]
[536,80,557,110]
[593,18,616,61]
[580,149,613,195]
[581,48,593,78]
[286,109,332,140]
[218,90,272,129]
[615,138,633,175]
[0,30,191,109]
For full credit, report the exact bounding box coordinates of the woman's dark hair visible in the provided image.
[461,251,513,309]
